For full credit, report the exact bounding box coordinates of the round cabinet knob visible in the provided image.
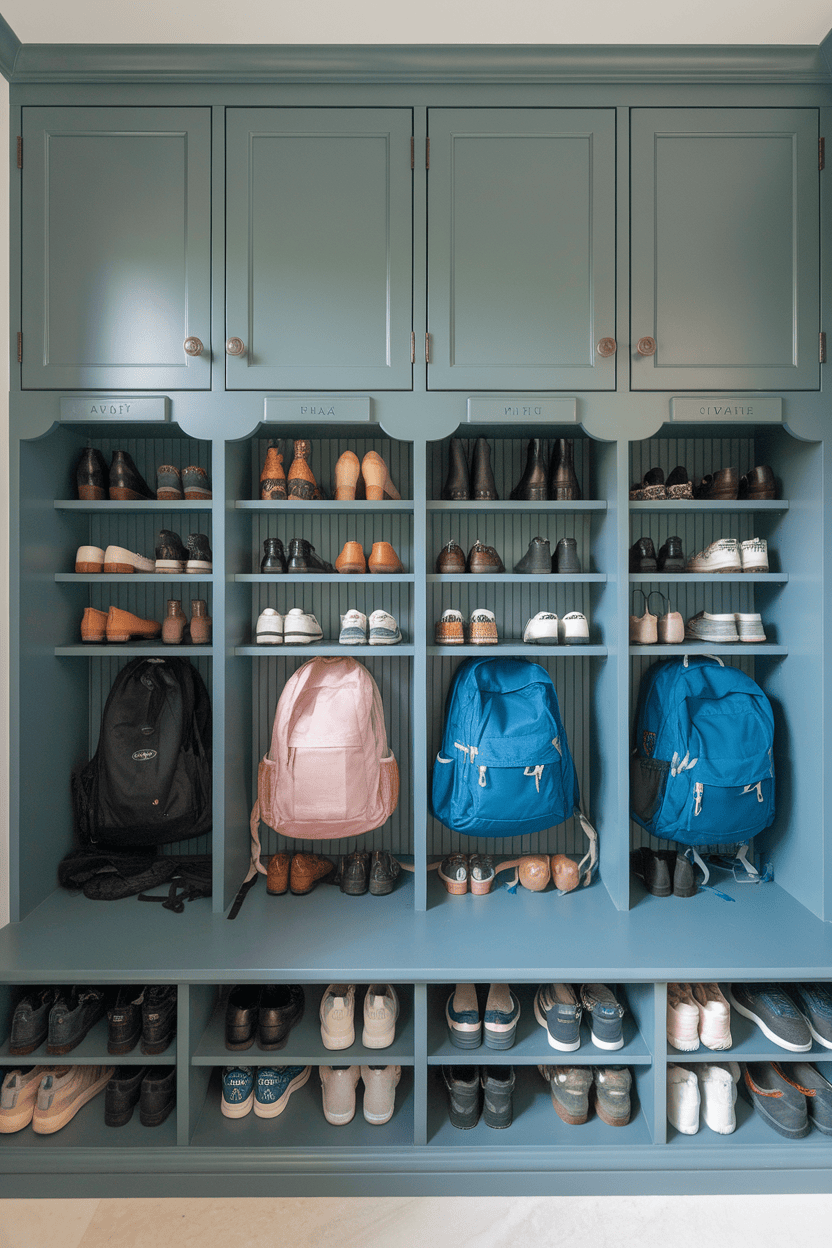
[183,336,204,357]
[225,337,246,357]
[636,336,657,357]
[596,337,617,357]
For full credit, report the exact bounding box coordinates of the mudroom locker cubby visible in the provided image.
[3,40,832,1196]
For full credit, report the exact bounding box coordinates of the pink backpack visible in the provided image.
[249,657,399,873]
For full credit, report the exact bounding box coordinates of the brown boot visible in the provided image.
[335,541,366,574]
[287,440,317,501]
[334,451,361,501]
[105,607,161,643]
[266,853,292,896]
[367,541,404,573]
[80,607,108,643]
[260,442,286,501]
[189,599,212,645]
[162,599,188,645]
[361,451,400,501]
[290,853,335,895]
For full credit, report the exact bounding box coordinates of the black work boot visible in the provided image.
[481,1065,515,1129]
[139,1066,176,1127]
[141,986,178,1055]
[9,988,60,1056]
[108,450,155,501]
[548,439,581,501]
[510,438,548,501]
[287,538,335,574]
[76,447,108,500]
[107,988,143,1055]
[658,536,685,573]
[443,1066,481,1129]
[629,537,658,572]
[368,850,401,896]
[630,847,675,897]
[514,536,552,574]
[260,537,287,573]
[441,438,470,500]
[471,438,498,501]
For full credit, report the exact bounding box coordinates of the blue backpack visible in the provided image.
[631,655,775,856]
[431,657,597,883]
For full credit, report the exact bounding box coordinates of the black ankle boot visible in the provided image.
[548,439,581,501]
[657,536,685,572]
[442,438,470,500]
[510,438,548,501]
[260,537,287,573]
[108,450,155,501]
[629,537,658,572]
[471,438,498,501]
[76,447,108,501]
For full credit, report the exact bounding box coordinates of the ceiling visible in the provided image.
[0,0,831,47]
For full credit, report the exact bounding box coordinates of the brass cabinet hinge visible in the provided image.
[410,331,415,364]
[426,137,430,170]
[17,332,22,363]
[821,331,827,363]
[425,332,431,364]
[16,137,21,169]
[820,138,825,171]
[410,137,414,170]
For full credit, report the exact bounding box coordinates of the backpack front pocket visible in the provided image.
[456,755,569,836]
[287,744,370,822]
[630,755,670,829]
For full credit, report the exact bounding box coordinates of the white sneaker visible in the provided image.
[667,1064,700,1134]
[320,984,356,1050]
[339,609,368,645]
[102,545,155,574]
[255,608,283,645]
[362,985,399,1048]
[523,612,559,644]
[560,611,589,645]
[735,612,766,642]
[741,537,769,573]
[698,1062,741,1134]
[667,983,700,1051]
[687,538,742,574]
[283,608,323,644]
[692,983,732,1050]
[320,1065,360,1125]
[368,610,402,645]
[360,1065,401,1125]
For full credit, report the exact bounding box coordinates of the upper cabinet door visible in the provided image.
[21,107,211,391]
[225,109,413,391]
[631,108,820,391]
[427,109,616,391]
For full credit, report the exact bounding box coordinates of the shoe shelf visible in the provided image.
[629,573,788,584]
[428,644,606,656]
[428,574,607,583]
[629,644,788,656]
[630,501,789,514]
[0,1095,178,1150]
[235,573,414,583]
[0,1028,176,1069]
[54,501,215,513]
[56,645,215,657]
[426,502,607,512]
[666,990,832,1064]
[236,501,415,514]
[665,1090,832,1148]
[236,645,416,657]
[56,574,215,583]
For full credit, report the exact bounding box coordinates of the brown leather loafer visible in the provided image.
[225,986,261,1050]
[739,464,776,500]
[80,607,109,643]
[467,540,504,573]
[695,466,739,500]
[436,541,466,573]
[335,541,366,574]
[368,541,404,573]
[105,607,161,643]
[290,853,335,896]
[266,853,291,895]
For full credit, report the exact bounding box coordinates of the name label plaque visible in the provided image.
[264,397,371,423]
[60,396,169,422]
[670,397,782,424]
[467,397,578,423]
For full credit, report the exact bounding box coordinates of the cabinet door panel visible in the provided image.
[226,109,413,390]
[631,108,819,391]
[427,109,616,391]
[21,107,211,391]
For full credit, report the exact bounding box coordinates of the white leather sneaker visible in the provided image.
[368,610,402,645]
[339,609,368,644]
[741,537,769,572]
[255,608,283,644]
[698,1061,741,1134]
[320,984,356,1050]
[667,1064,700,1134]
[361,1065,401,1124]
[559,611,589,645]
[362,985,399,1048]
[523,612,559,644]
[319,1065,360,1125]
[667,983,700,1051]
[687,538,743,573]
[283,607,323,644]
[692,983,732,1049]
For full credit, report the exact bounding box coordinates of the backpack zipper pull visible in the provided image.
[693,782,704,816]
[524,764,545,793]
[742,781,764,803]
[478,765,487,787]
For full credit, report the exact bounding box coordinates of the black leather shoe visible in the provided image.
[108,450,155,501]
[340,851,370,895]
[510,439,548,501]
[554,537,581,573]
[107,988,143,1055]
[76,448,108,501]
[287,538,335,574]
[369,850,401,896]
[105,1065,149,1126]
[260,537,287,573]
[548,439,581,501]
[141,986,177,1055]
[139,1065,176,1127]
[436,541,466,573]
[629,537,658,572]
[225,986,261,1051]
[471,438,498,501]
[186,533,213,572]
[441,438,470,500]
[9,987,60,1055]
[630,847,674,897]
[155,529,189,573]
[258,985,305,1050]
[47,986,107,1055]
[514,537,551,574]
[657,536,685,572]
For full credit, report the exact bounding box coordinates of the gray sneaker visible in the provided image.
[362,985,399,1050]
[534,984,582,1051]
[539,1064,593,1124]
[592,1066,632,1126]
[481,1065,514,1129]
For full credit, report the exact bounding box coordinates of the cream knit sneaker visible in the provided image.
[692,983,732,1050]
[667,1064,700,1135]
[0,1067,58,1133]
[320,984,356,1050]
[32,1065,113,1134]
[667,983,700,1051]
[698,1061,741,1134]
[362,985,399,1049]
[320,1065,360,1125]
[361,1065,401,1124]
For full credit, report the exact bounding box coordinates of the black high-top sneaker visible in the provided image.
[155,529,189,573]
[108,450,155,501]
[141,986,178,1055]
[107,988,144,1055]
[186,533,213,573]
[75,447,108,500]
[260,537,287,573]
[480,1065,515,1128]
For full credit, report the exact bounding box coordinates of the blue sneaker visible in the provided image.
[534,984,582,1052]
[784,984,832,1050]
[253,1065,311,1118]
[483,984,521,1050]
[729,984,812,1052]
[446,984,481,1049]
[221,1066,254,1118]
[580,984,625,1051]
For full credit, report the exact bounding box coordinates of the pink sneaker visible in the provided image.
[692,983,732,1050]
[667,983,700,1051]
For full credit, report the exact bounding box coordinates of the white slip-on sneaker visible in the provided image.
[667,1064,700,1134]
[255,608,284,645]
[368,610,402,645]
[559,611,590,645]
[339,609,368,645]
[523,612,559,644]
[698,1062,741,1134]
[102,545,155,574]
[735,612,766,642]
[693,983,732,1050]
[686,538,743,574]
[74,545,104,573]
[667,983,700,1051]
[361,1065,401,1125]
[741,537,769,573]
[283,607,323,644]
[362,985,399,1049]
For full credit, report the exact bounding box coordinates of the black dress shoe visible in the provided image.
[225,986,261,1051]
[9,987,60,1055]
[554,537,581,574]
[287,538,335,574]
[105,1065,149,1127]
[260,537,287,573]
[510,439,548,501]
[76,448,108,501]
[155,529,189,573]
[47,986,107,1055]
[108,450,155,501]
[657,536,685,572]
[107,988,143,1055]
[629,537,658,572]
[369,850,401,896]
[340,850,370,895]
[436,541,466,573]
[471,437,498,500]
[514,536,551,574]
[441,438,470,500]
[141,986,177,1055]
[548,439,581,501]
[258,985,305,1050]
[139,1065,176,1127]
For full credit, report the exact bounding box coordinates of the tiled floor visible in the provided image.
[2,1196,832,1248]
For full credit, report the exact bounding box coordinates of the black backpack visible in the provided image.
[72,657,212,848]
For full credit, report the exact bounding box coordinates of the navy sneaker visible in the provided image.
[253,1065,310,1118]
[742,1062,810,1138]
[729,984,812,1052]
[580,985,625,1051]
[785,984,832,1050]
[221,1066,254,1118]
[483,984,520,1051]
[780,1063,832,1135]
[534,984,582,1052]
[446,984,482,1050]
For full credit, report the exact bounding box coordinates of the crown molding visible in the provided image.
[5,42,831,85]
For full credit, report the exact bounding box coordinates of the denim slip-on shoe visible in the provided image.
[181,465,212,500]
[580,984,625,1050]
[283,608,323,644]
[481,1065,514,1128]
[554,536,581,574]
[32,1064,113,1134]
[780,1063,832,1134]
[692,983,732,1050]
[221,1066,254,1117]
[534,984,582,1051]
[339,609,368,645]
[735,612,766,643]
[698,1062,741,1134]
[483,984,521,1050]
[729,984,812,1051]
[47,987,108,1055]
[443,1065,481,1129]
[446,983,481,1049]
[260,537,287,573]
[320,985,356,1050]
[743,1062,811,1138]
[186,533,213,573]
[256,608,283,644]
[104,1064,148,1126]
[441,438,470,501]
[139,1065,176,1126]
[514,536,551,574]
[667,1064,700,1134]
[0,1067,57,1133]
[107,988,143,1055]
[363,985,399,1049]
[593,1066,632,1126]
[510,438,548,501]
[687,538,742,574]
[361,1065,401,1124]
[369,610,402,645]
[108,449,154,501]
[9,988,61,1055]
[258,985,305,1050]
[225,986,261,1051]
[320,1065,361,1125]
[254,1065,311,1118]
[785,983,832,1049]
[667,984,700,1052]
[523,612,559,644]
[685,611,740,643]
[539,1064,593,1125]
[368,850,401,896]
[141,986,177,1055]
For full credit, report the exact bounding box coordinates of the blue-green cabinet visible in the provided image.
[630,108,820,391]
[224,108,414,391]
[426,109,617,391]
[20,107,212,391]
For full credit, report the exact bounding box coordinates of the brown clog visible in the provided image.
[367,541,404,574]
[289,853,335,895]
[287,439,317,501]
[104,606,162,644]
[260,443,286,501]
[80,607,108,643]
[266,852,292,896]
[361,451,400,501]
[334,450,361,500]
[335,541,366,574]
